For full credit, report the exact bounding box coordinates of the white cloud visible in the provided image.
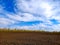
[7,13,46,22]
[16,0,55,18]
[7,13,35,21]
[0,18,15,26]
[50,15,60,23]
[16,0,45,14]
[16,0,60,19]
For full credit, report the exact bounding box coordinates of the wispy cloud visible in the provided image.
[0,17,15,26]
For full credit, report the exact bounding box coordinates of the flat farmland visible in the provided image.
[0,32,60,45]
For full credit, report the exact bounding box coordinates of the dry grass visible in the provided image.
[0,28,60,45]
[0,28,46,32]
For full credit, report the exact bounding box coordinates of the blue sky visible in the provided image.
[0,0,60,31]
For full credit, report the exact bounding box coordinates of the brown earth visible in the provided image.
[0,32,60,45]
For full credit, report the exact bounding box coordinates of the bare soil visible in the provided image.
[0,32,60,45]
